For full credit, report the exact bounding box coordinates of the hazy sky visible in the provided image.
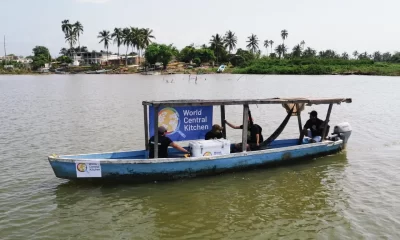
[0,0,399,57]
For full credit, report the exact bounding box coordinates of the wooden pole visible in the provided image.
[143,105,149,150]
[242,104,249,152]
[296,104,304,144]
[220,105,226,139]
[296,104,302,134]
[153,106,159,158]
[321,104,333,141]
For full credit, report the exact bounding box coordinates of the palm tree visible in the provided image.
[246,34,259,54]
[269,40,274,55]
[300,40,305,50]
[61,20,70,35]
[122,28,131,65]
[353,51,359,59]
[292,44,302,58]
[141,28,155,48]
[130,27,141,58]
[373,51,382,62]
[224,30,237,54]
[341,52,349,60]
[65,28,77,56]
[281,29,288,44]
[303,47,316,58]
[264,40,269,55]
[140,28,155,64]
[74,21,84,51]
[275,44,287,59]
[98,30,112,63]
[209,34,225,64]
[111,28,123,57]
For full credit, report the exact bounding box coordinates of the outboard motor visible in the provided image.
[331,122,352,147]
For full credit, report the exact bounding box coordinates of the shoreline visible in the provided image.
[2,65,400,77]
[1,71,400,77]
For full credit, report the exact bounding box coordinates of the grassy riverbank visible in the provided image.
[2,59,400,76]
[231,58,400,76]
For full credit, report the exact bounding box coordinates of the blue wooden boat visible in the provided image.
[48,97,352,182]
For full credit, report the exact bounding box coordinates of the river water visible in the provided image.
[1,74,399,239]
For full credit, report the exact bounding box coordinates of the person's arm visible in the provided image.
[256,134,260,146]
[170,142,190,154]
[224,120,241,129]
[303,120,310,134]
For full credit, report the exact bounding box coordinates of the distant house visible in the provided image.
[76,51,142,66]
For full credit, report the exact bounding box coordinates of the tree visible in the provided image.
[57,55,73,64]
[112,28,123,56]
[269,40,274,55]
[224,30,237,54]
[130,27,142,62]
[319,49,338,59]
[281,29,288,44]
[61,20,70,35]
[60,48,68,56]
[144,43,176,69]
[158,44,174,69]
[275,44,287,59]
[141,28,155,48]
[246,34,259,54]
[353,51,359,59]
[382,52,392,62]
[300,40,305,50]
[74,21,84,50]
[263,40,269,55]
[390,52,400,63]
[98,30,112,62]
[292,44,302,58]
[140,28,156,65]
[33,46,51,57]
[302,47,316,58]
[179,45,196,63]
[341,52,349,60]
[373,51,382,62]
[31,46,51,70]
[210,34,225,64]
[122,28,131,66]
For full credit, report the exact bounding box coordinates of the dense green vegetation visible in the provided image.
[232,58,400,75]
[3,20,400,76]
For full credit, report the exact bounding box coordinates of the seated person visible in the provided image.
[303,110,329,143]
[205,124,223,140]
[149,126,190,158]
[224,118,263,151]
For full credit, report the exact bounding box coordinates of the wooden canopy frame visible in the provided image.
[142,97,352,158]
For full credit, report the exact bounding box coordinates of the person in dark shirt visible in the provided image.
[205,124,224,140]
[224,118,264,151]
[149,126,190,158]
[303,110,328,143]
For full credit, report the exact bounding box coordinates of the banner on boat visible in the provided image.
[76,161,102,178]
[149,106,213,141]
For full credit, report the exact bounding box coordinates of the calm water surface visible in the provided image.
[1,74,400,239]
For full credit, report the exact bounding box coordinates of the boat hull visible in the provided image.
[48,140,344,182]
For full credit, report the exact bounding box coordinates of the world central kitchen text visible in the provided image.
[183,109,209,131]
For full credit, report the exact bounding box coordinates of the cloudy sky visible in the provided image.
[0,0,399,57]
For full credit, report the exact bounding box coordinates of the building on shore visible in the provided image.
[72,51,143,66]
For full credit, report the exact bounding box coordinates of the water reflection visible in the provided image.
[52,153,348,239]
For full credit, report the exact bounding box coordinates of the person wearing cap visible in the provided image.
[205,124,224,140]
[303,110,328,143]
[224,118,263,151]
[148,126,190,158]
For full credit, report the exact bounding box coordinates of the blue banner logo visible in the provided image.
[149,106,213,141]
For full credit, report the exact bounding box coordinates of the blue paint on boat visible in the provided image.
[48,139,344,182]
